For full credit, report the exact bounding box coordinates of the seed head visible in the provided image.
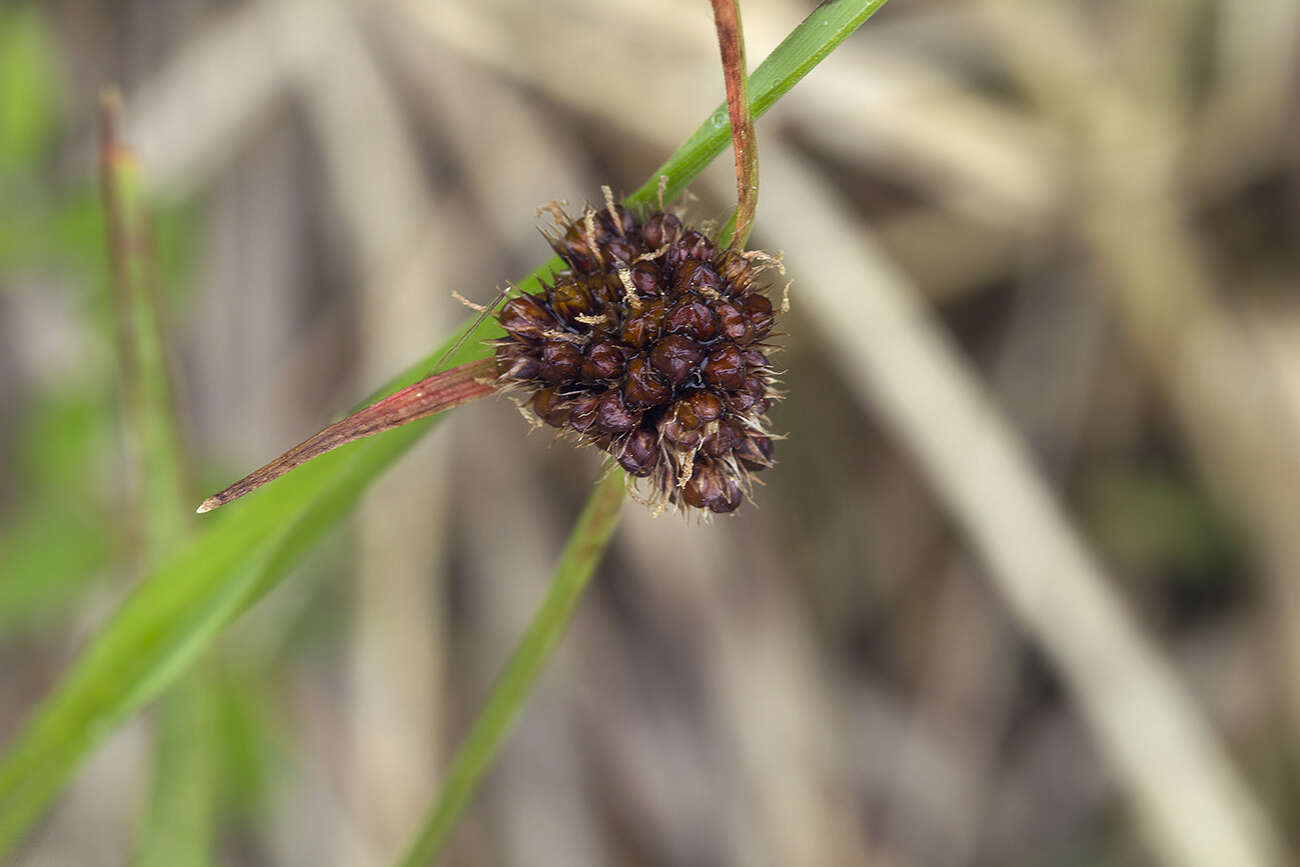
[494,200,781,514]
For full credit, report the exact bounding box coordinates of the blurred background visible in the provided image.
[3,0,1300,864]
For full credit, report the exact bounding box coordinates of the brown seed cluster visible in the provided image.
[493,200,781,514]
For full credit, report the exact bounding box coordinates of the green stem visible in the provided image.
[394,470,626,867]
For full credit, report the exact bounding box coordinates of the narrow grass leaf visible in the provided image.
[133,676,217,867]
[100,95,218,867]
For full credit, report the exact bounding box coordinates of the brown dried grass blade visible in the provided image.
[197,358,497,513]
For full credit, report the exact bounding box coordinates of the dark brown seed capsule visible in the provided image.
[568,393,600,433]
[668,230,714,268]
[718,251,753,287]
[650,335,704,385]
[681,459,743,513]
[735,434,774,470]
[673,390,723,429]
[495,345,538,380]
[597,390,640,433]
[630,261,665,296]
[539,340,582,383]
[549,279,594,323]
[665,298,719,341]
[742,294,774,338]
[586,273,618,305]
[546,279,592,323]
[640,212,681,248]
[724,387,758,414]
[621,300,665,349]
[673,261,723,296]
[624,357,671,407]
[702,343,745,390]
[702,418,743,457]
[598,204,636,239]
[742,373,771,412]
[714,301,750,343]
[582,340,625,382]
[561,224,601,272]
[659,412,703,448]
[605,237,639,265]
[498,295,552,339]
[618,427,660,476]
[686,390,723,425]
[532,388,571,426]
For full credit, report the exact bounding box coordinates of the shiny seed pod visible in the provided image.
[604,237,640,265]
[597,389,641,433]
[701,418,743,457]
[742,294,774,338]
[549,279,594,322]
[718,251,753,287]
[532,388,571,426]
[673,261,723,296]
[734,435,774,470]
[665,297,719,341]
[701,343,745,390]
[681,459,744,513]
[582,340,625,382]
[623,357,671,407]
[494,344,537,380]
[621,300,666,349]
[561,224,601,272]
[598,204,636,239]
[568,393,600,433]
[539,340,582,383]
[659,412,703,448]
[640,212,681,248]
[668,230,714,268]
[630,261,665,296]
[650,335,704,385]
[618,426,660,476]
[498,295,553,339]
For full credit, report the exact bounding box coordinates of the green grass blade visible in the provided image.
[395,470,626,867]
[133,675,216,867]
[628,0,890,210]
[0,0,890,855]
[100,94,220,867]
[0,5,59,172]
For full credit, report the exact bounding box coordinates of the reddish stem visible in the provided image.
[197,358,498,513]
[711,0,757,250]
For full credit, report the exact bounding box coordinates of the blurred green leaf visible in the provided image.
[0,4,59,172]
[133,676,217,867]
[0,0,891,855]
[0,395,113,633]
[210,671,279,822]
[98,100,217,867]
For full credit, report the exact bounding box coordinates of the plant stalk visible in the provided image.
[394,469,626,867]
[711,0,758,250]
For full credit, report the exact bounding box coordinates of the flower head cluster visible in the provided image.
[493,198,781,514]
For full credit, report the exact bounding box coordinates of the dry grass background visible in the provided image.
[3,0,1300,864]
